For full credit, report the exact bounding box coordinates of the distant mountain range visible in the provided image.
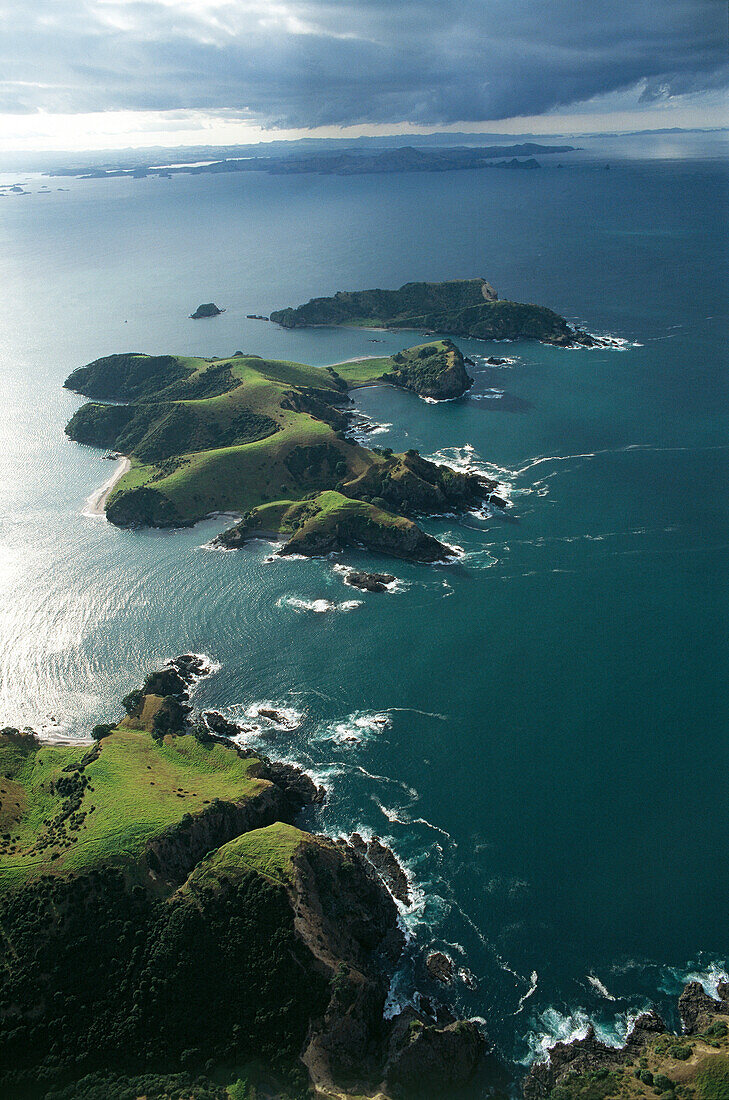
[47,143,572,180]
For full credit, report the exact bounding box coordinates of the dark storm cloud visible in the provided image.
[0,0,726,123]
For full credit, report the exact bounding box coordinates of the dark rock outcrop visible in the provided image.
[383,1008,485,1096]
[344,570,397,592]
[679,980,729,1034]
[190,302,224,319]
[524,1011,665,1100]
[293,839,405,1090]
[349,833,411,906]
[425,951,455,984]
[265,761,326,807]
[200,709,242,740]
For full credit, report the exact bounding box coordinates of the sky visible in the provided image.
[0,0,727,152]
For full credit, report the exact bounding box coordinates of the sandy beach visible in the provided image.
[84,455,130,516]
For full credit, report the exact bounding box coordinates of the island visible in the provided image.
[0,658,487,1099]
[64,339,503,560]
[270,277,602,347]
[191,302,225,319]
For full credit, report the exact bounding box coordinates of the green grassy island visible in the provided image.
[270,278,603,347]
[65,339,503,559]
[0,657,487,1099]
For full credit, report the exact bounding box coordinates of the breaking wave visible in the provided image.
[277,596,363,613]
[316,710,392,747]
[587,974,617,1001]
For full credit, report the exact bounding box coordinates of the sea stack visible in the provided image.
[190,302,224,318]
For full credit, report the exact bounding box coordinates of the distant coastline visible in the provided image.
[44,142,574,181]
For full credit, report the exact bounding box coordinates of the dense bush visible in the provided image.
[0,867,327,1098]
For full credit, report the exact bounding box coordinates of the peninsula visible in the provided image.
[65,339,501,559]
[270,277,603,347]
[0,658,487,1099]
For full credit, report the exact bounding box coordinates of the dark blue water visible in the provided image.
[0,146,727,1070]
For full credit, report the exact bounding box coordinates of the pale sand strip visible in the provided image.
[84,456,131,517]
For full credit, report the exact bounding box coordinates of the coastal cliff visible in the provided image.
[0,660,487,1099]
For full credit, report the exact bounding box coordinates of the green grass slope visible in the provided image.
[65,352,369,527]
[0,725,267,891]
[64,343,479,537]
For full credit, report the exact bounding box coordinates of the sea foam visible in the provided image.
[277,596,363,613]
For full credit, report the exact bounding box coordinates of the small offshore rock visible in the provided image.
[190,302,224,319]
[426,951,455,984]
[256,706,289,725]
[344,570,396,593]
[459,967,478,990]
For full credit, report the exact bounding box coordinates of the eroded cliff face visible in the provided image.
[144,783,290,888]
[289,838,404,1092]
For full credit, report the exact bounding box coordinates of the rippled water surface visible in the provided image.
[0,146,727,1066]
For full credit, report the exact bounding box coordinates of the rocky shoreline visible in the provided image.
[0,657,492,1099]
[524,980,729,1099]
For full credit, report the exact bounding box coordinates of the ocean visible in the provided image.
[0,136,727,1073]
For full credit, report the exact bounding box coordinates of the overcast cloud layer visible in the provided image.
[1,0,727,128]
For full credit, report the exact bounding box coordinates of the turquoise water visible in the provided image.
[0,148,727,1071]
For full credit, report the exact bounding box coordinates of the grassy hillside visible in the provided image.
[0,725,267,891]
[187,822,311,890]
[65,342,487,557]
[66,351,369,527]
[269,277,597,347]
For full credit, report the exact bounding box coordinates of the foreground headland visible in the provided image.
[65,335,503,559]
[0,658,491,1099]
[2,661,725,1100]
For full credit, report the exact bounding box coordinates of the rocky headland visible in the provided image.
[0,659,489,1099]
[524,981,729,1100]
